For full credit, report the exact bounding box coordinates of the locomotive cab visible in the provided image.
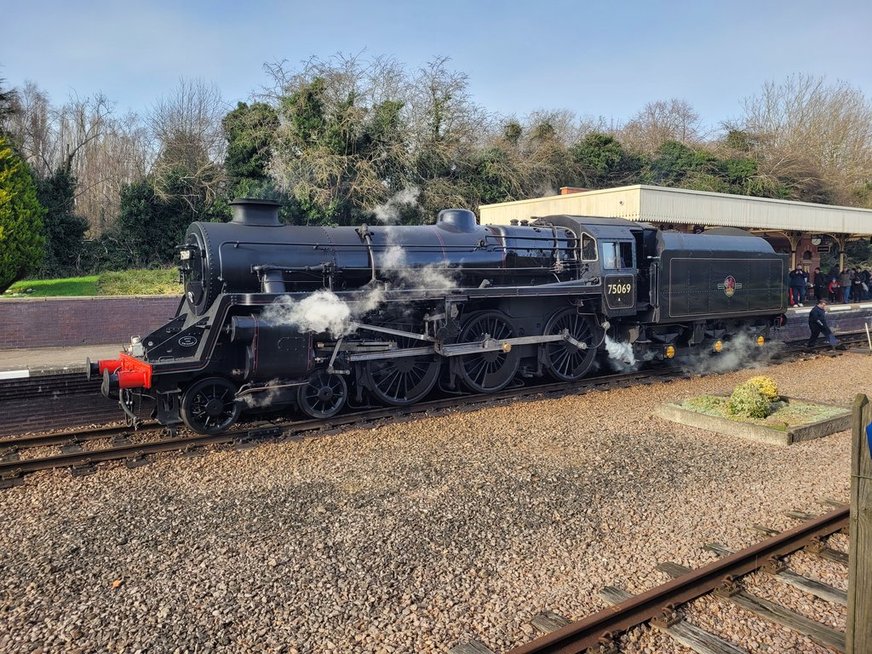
[537,216,650,317]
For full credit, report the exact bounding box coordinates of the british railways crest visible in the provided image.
[717,275,743,297]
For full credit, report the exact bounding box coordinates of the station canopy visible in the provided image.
[478,184,872,238]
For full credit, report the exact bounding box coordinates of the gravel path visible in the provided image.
[0,352,866,654]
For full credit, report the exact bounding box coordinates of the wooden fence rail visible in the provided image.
[848,393,872,653]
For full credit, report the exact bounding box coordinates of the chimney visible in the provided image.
[559,186,588,195]
[230,198,281,226]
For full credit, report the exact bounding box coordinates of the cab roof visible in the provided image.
[530,215,652,238]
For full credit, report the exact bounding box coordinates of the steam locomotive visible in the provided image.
[89,199,788,434]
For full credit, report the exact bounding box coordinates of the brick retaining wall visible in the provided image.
[0,296,181,349]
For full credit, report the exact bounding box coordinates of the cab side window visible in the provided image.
[602,241,634,269]
[581,234,597,261]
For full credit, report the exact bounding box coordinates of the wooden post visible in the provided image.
[848,393,872,653]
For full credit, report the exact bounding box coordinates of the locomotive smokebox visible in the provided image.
[230,198,281,226]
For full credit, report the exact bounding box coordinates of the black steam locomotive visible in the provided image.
[90,199,787,434]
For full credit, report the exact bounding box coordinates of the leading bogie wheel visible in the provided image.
[180,376,242,434]
[456,310,521,394]
[297,369,348,419]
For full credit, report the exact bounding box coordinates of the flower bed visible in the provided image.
[656,396,851,445]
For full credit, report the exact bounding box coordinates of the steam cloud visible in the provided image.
[259,287,389,339]
[604,336,636,367]
[261,290,354,337]
[258,186,458,339]
[371,186,458,291]
[601,332,778,375]
[381,244,458,291]
[372,186,420,224]
[679,332,780,375]
[241,378,284,408]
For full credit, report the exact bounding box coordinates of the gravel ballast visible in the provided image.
[0,352,865,653]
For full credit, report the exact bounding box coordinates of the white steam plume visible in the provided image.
[259,286,387,339]
[241,379,285,408]
[370,186,459,291]
[679,332,781,375]
[260,290,354,337]
[372,186,420,224]
[382,244,457,291]
[259,186,459,339]
[604,336,636,366]
[604,335,638,372]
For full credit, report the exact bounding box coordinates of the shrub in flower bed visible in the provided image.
[727,382,772,419]
[743,376,780,402]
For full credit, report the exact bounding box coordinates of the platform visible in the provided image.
[0,343,124,379]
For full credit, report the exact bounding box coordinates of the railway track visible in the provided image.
[1,333,867,488]
[0,367,683,488]
[451,504,850,654]
[0,372,116,436]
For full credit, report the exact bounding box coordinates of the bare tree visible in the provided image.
[6,81,53,173]
[5,83,151,232]
[0,78,18,132]
[620,98,702,154]
[73,112,150,231]
[737,74,872,204]
[404,57,491,151]
[8,86,113,177]
[149,78,227,208]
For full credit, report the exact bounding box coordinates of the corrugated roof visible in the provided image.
[479,185,872,235]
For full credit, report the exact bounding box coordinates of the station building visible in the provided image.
[479,185,872,272]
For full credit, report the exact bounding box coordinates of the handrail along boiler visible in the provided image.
[89,199,788,434]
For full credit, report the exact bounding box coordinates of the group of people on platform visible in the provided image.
[788,265,872,307]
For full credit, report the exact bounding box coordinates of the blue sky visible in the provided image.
[3,0,871,130]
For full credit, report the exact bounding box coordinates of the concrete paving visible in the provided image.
[0,343,124,378]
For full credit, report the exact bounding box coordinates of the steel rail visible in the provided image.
[0,422,160,450]
[0,368,681,482]
[507,507,849,654]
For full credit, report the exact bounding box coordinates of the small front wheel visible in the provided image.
[180,377,241,434]
[297,370,348,419]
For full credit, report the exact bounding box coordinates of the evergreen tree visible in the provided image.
[570,133,643,188]
[0,136,45,292]
[0,79,17,135]
[111,175,201,268]
[35,167,89,276]
[222,101,279,187]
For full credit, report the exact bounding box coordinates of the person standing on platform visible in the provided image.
[789,265,808,306]
[807,298,838,349]
[813,267,827,301]
[840,268,853,303]
[852,272,864,305]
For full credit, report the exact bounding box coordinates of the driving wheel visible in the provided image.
[456,311,520,393]
[542,308,598,382]
[364,340,441,406]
